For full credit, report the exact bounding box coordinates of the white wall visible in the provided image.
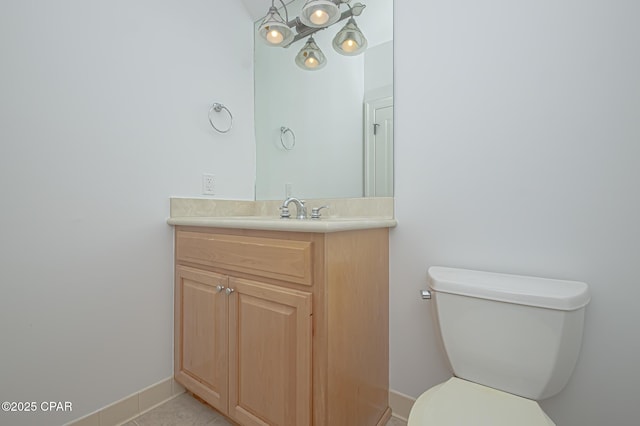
[0,1,254,425]
[364,41,393,96]
[392,1,640,425]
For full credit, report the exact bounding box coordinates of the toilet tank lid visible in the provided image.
[428,267,590,311]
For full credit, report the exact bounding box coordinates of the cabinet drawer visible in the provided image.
[176,231,313,285]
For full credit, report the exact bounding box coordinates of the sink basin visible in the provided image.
[218,216,367,221]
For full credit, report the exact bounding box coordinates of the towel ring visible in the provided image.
[280,126,296,150]
[208,103,233,133]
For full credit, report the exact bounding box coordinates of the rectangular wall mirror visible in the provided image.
[254,0,393,200]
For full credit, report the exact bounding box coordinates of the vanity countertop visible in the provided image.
[167,215,397,233]
[167,197,397,233]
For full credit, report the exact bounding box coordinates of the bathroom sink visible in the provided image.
[218,216,369,221]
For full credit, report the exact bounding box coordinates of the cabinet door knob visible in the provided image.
[215,285,225,293]
[225,287,235,296]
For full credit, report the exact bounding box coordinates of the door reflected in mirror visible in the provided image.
[254,0,393,200]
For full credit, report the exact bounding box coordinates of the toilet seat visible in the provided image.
[408,378,555,426]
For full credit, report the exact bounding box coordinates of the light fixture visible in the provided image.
[258,2,294,47]
[300,0,341,28]
[332,17,367,55]
[295,36,327,70]
[257,1,368,70]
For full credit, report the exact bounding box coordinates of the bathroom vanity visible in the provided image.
[169,199,395,426]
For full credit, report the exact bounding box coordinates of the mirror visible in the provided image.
[254,0,393,200]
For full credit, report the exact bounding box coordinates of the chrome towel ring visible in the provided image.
[280,126,296,150]
[208,102,233,133]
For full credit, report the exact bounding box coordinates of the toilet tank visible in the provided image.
[428,267,590,400]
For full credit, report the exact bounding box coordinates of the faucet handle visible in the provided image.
[310,205,329,219]
[279,206,291,219]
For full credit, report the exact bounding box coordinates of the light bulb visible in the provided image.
[341,39,358,53]
[266,28,284,44]
[310,9,329,25]
[305,56,319,68]
[296,36,325,70]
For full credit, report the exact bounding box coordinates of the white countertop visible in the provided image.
[167,216,397,233]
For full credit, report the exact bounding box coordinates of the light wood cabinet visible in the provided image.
[175,266,228,411]
[174,226,390,426]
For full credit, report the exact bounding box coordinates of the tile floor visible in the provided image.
[123,392,408,426]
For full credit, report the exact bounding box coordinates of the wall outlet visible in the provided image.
[202,174,215,195]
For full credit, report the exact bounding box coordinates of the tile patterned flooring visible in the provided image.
[123,392,408,426]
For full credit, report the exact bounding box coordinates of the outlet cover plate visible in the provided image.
[202,174,215,195]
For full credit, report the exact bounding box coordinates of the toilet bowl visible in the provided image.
[408,267,590,426]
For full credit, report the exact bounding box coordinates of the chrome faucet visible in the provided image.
[280,197,307,219]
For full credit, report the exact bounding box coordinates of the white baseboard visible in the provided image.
[389,389,416,422]
[68,379,415,425]
[66,377,185,426]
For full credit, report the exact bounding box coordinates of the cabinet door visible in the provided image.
[175,266,228,413]
[227,277,312,426]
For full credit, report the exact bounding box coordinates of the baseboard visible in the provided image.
[69,380,414,426]
[66,377,185,426]
[389,389,416,422]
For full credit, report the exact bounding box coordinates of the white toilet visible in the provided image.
[408,266,590,425]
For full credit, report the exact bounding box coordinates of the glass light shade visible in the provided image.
[295,37,327,70]
[258,7,294,47]
[300,0,341,28]
[332,18,367,56]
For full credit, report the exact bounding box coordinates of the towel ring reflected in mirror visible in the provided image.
[280,126,296,150]
[208,102,233,133]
